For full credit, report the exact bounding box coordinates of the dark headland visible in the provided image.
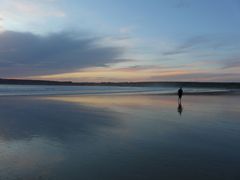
[0,78,240,89]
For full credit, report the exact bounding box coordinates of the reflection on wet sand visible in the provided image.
[0,95,239,179]
[0,96,124,179]
[0,137,65,179]
[0,97,120,141]
[44,95,178,110]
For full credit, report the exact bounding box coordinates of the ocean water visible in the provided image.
[0,84,237,96]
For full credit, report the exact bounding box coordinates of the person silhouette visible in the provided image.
[178,87,183,104]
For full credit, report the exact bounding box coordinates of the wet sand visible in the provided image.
[0,94,240,180]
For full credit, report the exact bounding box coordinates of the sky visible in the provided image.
[0,0,240,82]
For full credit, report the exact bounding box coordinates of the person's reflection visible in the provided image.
[177,102,183,116]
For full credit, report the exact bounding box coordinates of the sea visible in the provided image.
[0,84,238,96]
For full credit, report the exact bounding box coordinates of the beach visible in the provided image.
[1,0,240,179]
[0,94,239,180]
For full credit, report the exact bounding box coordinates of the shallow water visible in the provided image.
[0,95,240,179]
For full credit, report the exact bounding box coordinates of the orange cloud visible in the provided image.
[27,66,196,82]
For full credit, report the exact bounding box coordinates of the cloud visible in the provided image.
[119,26,135,34]
[162,35,240,57]
[149,72,240,82]
[163,35,212,56]
[13,2,66,17]
[0,31,125,77]
[0,17,3,32]
[1,0,66,17]
[220,57,240,69]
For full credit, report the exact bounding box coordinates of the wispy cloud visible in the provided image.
[1,0,66,17]
[0,16,3,32]
[0,0,66,34]
[28,65,192,82]
[149,72,240,82]
[220,57,240,69]
[163,35,213,56]
[119,26,135,34]
[162,35,240,56]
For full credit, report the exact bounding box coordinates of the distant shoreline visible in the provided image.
[1,78,240,89]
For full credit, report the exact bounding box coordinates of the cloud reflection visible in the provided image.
[44,95,178,110]
[0,97,121,141]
